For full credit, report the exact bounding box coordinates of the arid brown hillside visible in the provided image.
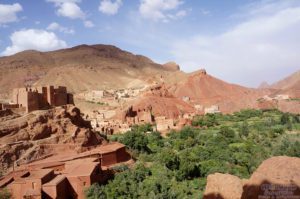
[0,44,173,94]
[169,70,271,113]
[270,70,300,98]
[271,70,300,90]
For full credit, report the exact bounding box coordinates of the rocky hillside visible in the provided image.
[0,105,106,170]
[0,44,174,94]
[270,70,300,98]
[204,156,300,199]
[169,70,271,113]
[271,70,300,90]
[115,83,195,120]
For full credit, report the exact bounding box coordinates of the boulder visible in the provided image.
[242,156,300,199]
[203,156,300,199]
[203,173,243,199]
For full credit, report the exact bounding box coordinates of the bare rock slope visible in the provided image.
[169,70,271,113]
[270,70,300,98]
[0,105,106,170]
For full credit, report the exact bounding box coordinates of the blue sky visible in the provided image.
[0,0,300,87]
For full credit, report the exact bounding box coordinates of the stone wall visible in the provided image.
[156,116,175,132]
[27,91,40,112]
[11,86,73,113]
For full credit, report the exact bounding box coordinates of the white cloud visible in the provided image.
[46,0,85,19]
[139,0,185,22]
[99,0,122,15]
[47,0,81,4]
[175,10,187,17]
[200,9,210,16]
[0,3,23,25]
[84,20,95,28]
[57,2,85,19]
[171,2,300,86]
[47,22,75,34]
[2,29,67,56]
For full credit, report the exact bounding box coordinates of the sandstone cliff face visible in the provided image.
[0,105,106,170]
[204,156,300,199]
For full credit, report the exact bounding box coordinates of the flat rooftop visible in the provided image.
[28,161,65,169]
[64,162,99,177]
[23,142,125,165]
[43,175,66,186]
[27,169,53,180]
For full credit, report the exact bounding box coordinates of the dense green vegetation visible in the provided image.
[86,109,300,199]
[0,188,11,199]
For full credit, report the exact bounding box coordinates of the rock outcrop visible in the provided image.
[242,156,300,199]
[169,69,271,113]
[204,156,300,199]
[116,83,195,120]
[0,105,106,170]
[163,62,180,71]
[204,173,243,199]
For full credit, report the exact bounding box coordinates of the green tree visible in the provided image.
[280,113,290,125]
[159,148,180,170]
[239,121,250,138]
[121,131,150,153]
[0,189,11,199]
[219,126,235,139]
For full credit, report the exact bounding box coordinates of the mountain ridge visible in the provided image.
[0,44,173,94]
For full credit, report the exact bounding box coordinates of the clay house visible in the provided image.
[155,116,176,132]
[204,105,221,114]
[11,86,74,113]
[123,106,154,125]
[0,142,131,199]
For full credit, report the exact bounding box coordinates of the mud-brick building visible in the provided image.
[12,86,74,113]
[0,142,131,199]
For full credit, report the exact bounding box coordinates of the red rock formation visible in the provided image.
[0,105,106,170]
[204,173,243,199]
[203,156,300,199]
[170,69,271,113]
[117,84,195,120]
[242,156,300,199]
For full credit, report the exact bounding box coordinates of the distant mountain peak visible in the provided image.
[258,81,270,89]
[163,61,180,71]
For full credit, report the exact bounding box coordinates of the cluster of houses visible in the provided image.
[77,87,145,104]
[0,142,131,199]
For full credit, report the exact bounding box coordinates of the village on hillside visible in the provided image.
[0,0,300,197]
